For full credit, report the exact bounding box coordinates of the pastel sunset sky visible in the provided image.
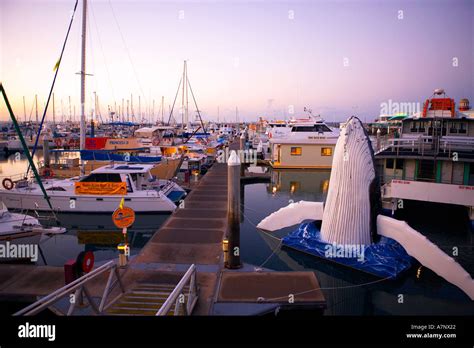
[1,0,472,123]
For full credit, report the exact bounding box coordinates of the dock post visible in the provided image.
[226,150,242,269]
[43,136,50,168]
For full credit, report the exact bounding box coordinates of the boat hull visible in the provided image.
[0,191,176,214]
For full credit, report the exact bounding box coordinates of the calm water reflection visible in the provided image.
[1,153,473,315]
[241,168,474,315]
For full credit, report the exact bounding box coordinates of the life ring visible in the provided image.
[76,251,94,276]
[41,168,55,178]
[2,178,13,190]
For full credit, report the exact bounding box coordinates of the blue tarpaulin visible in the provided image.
[282,222,412,278]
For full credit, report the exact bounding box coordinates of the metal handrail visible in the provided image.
[156,264,199,316]
[14,260,125,316]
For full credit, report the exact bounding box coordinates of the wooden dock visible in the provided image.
[0,143,325,315]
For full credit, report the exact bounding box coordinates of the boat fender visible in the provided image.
[76,251,94,277]
[2,178,14,190]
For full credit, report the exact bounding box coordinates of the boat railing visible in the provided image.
[156,264,199,316]
[13,260,125,316]
[379,173,469,187]
[377,136,474,157]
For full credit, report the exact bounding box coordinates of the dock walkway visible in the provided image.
[0,143,325,315]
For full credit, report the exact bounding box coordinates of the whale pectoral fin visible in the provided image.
[257,201,324,232]
[377,215,474,300]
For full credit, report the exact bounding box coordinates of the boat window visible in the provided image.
[386,159,394,169]
[469,164,474,185]
[459,122,467,134]
[292,125,331,132]
[80,173,122,182]
[395,159,404,170]
[448,121,458,134]
[46,186,66,191]
[126,176,133,193]
[290,147,302,156]
[321,147,333,156]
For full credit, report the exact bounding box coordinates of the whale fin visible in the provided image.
[377,215,474,300]
[257,201,324,232]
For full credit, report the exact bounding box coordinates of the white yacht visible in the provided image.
[0,201,65,238]
[0,164,185,214]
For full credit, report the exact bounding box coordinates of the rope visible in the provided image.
[265,276,392,302]
[240,206,394,299]
[27,0,79,176]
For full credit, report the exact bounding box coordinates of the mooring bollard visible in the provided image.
[225,150,242,269]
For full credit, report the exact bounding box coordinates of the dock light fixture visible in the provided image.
[222,239,229,266]
[117,243,129,267]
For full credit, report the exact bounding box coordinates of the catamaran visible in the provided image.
[0,164,185,214]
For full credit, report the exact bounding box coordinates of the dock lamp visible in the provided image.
[222,238,229,266]
[117,243,129,267]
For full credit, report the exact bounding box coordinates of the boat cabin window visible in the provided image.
[321,147,333,156]
[459,122,467,134]
[80,173,122,183]
[290,147,302,156]
[292,125,331,133]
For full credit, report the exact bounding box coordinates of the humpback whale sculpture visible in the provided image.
[258,116,474,300]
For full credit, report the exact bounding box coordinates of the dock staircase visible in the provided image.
[106,283,190,316]
[13,262,199,317]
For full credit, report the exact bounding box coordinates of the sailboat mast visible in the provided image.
[79,0,87,162]
[185,61,189,127]
[152,99,155,124]
[161,96,164,124]
[181,61,185,128]
[52,93,56,127]
[23,96,26,123]
[35,94,38,124]
[69,96,72,122]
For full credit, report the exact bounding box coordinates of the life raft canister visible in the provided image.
[2,178,14,190]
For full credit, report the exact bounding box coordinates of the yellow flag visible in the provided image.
[53,58,60,71]
[119,197,125,209]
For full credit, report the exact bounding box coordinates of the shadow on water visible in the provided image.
[240,168,474,316]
